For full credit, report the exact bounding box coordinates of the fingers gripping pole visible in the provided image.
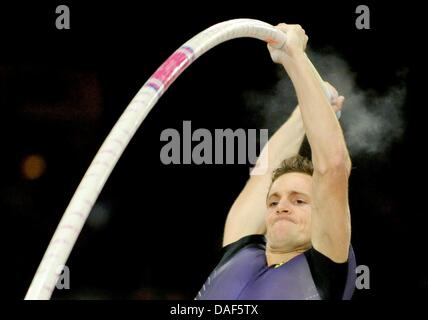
[25,19,328,300]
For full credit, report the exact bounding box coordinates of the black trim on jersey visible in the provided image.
[304,247,348,300]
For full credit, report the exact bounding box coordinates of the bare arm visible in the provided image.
[222,107,305,246]
[271,23,352,262]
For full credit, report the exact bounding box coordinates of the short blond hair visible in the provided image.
[271,155,313,184]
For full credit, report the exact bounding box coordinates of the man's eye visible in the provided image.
[269,201,278,207]
[296,199,306,205]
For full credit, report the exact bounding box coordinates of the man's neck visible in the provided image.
[265,246,308,267]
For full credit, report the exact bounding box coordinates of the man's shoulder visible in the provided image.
[217,234,266,268]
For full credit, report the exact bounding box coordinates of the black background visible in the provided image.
[0,0,425,301]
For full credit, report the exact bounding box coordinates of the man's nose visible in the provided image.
[275,200,292,215]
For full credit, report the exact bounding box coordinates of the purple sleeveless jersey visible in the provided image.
[196,236,356,300]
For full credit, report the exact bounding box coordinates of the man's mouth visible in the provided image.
[274,216,296,224]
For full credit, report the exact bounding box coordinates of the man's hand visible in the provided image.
[267,23,308,64]
[268,24,345,112]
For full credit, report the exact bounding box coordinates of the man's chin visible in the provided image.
[268,232,294,246]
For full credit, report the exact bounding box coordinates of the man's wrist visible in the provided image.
[280,51,308,69]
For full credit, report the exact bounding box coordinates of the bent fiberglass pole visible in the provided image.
[25,19,333,300]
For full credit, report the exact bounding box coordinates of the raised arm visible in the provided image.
[269,23,352,262]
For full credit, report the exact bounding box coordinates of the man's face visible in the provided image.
[265,172,312,251]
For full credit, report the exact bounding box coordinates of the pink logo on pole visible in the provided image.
[151,50,191,90]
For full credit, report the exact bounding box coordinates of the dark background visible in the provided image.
[1,0,424,300]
